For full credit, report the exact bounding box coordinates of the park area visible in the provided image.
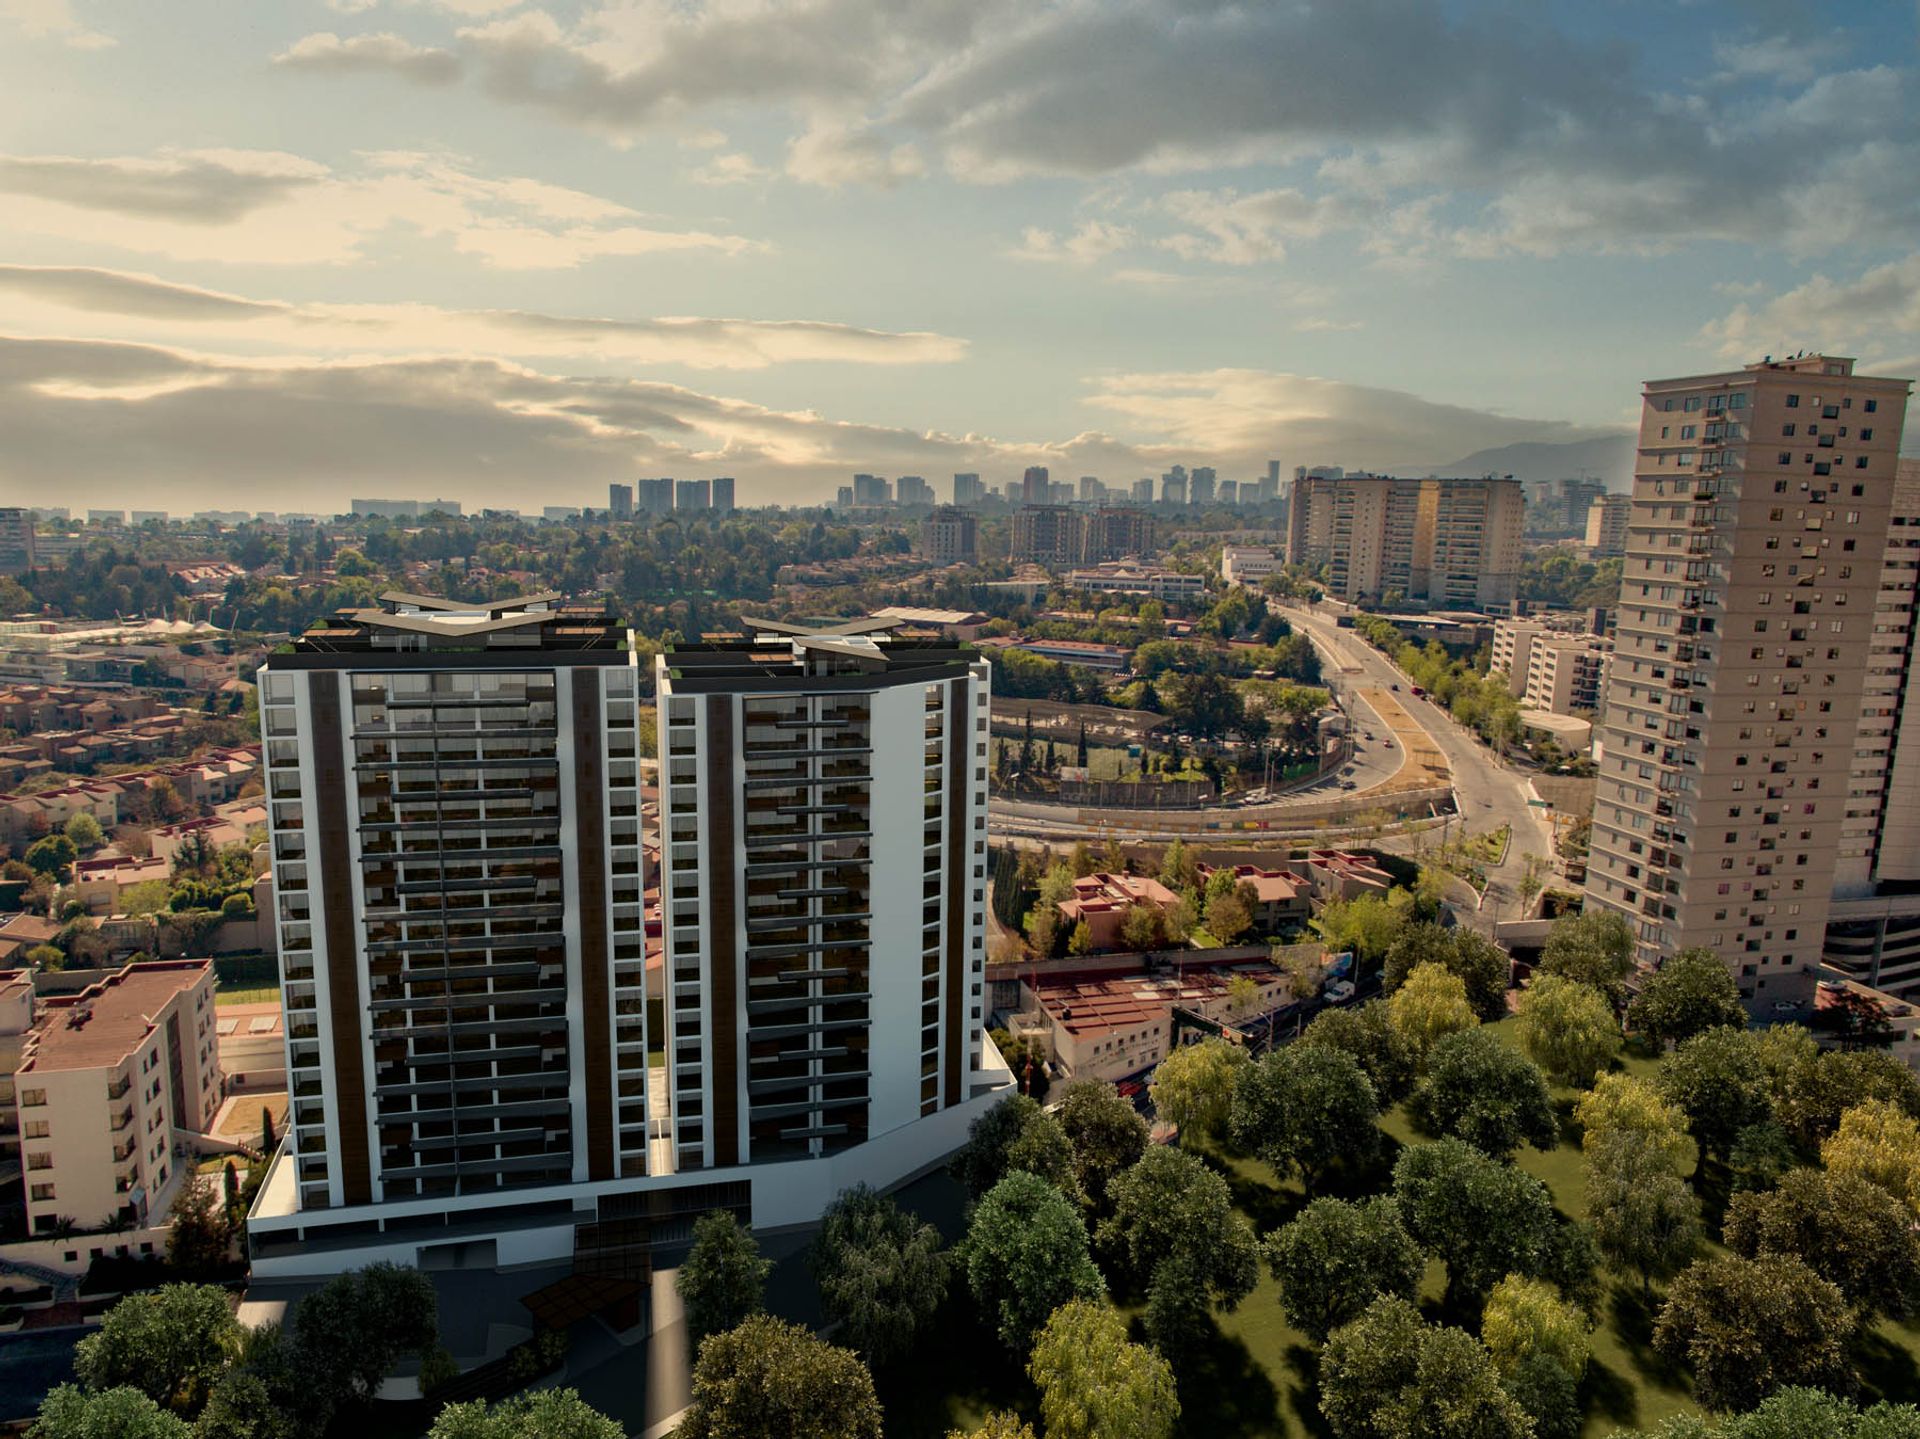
[857,1011,1920,1439]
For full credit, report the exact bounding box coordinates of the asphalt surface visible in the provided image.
[1283,605,1559,931]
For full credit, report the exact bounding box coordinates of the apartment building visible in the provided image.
[1586,495,1631,557]
[654,619,1002,1167]
[247,598,1009,1276]
[1522,635,1610,717]
[13,960,220,1233]
[919,507,978,566]
[1287,475,1524,610]
[0,509,34,576]
[1583,355,1912,1008]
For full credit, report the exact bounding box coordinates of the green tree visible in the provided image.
[163,1173,232,1277]
[1585,1130,1702,1291]
[1231,1042,1378,1188]
[676,1315,881,1439]
[1386,962,1478,1068]
[1056,1080,1149,1211]
[1538,909,1635,1007]
[74,1285,241,1417]
[807,1186,949,1367]
[1725,1167,1920,1320]
[1411,1027,1558,1160]
[1654,1255,1854,1413]
[1028,1300,1178,1439]
[1266,1196,1425,1344]
[1148,1038,1247,1144]
[946,1416,1037,1439]
[1480,1275,1590,1381]
[951,1093,1079,1200]
[1628,949,1748,1048]
[1577,1072,1693,1172]
[1097,1146,1258,1350]
[1382,925,1510,1022]
[1660,1027,1773,1165]
[1822,1100,1920,1218]
[292,1263,439,1411]
[963,1171,1105,1350]
[1319,1297,1532,1439]
[427,1390,624,1439]
[1516,974,1619,1087]
[1299,1000,1417,1105]
[1392,1140,1559,1308]
[25,833,77,878]
[676,1211,771,1346]
[30,1387,190,1439]
[64,813,104,853]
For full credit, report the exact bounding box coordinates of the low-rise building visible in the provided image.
[1220,545,1282,587]
[13,960,221,1232]
[1064,563,1206,601]
[1016,959,1289,1083]
[1056,872,1180,951]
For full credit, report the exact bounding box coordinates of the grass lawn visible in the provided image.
[886,1018,1920,1438]
[215,984,280,1006]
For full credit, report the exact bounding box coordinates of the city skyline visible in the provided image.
[0,0,1917,509]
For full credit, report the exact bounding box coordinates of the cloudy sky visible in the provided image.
[0,0,1915,510]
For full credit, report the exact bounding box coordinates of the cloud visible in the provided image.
[274,32,462,84]
[0,0,112,47]
[0,148,764,267]
[0,333,1624,510]
[1702,253,1920,361]
[784,120,925,189]
[0,264,968,370]
[1009,220,1133,265]
[688,151,770,186]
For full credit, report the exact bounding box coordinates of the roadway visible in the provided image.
[1282,605,1558,930]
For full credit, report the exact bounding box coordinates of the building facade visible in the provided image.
[14,960,219,1234]
[249,598,1009,1275]
[1582,355,1912,1008]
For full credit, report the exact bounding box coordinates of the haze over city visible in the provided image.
[3,0,1917,509]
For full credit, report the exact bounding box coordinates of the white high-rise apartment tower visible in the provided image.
[1582,355,1911,1008]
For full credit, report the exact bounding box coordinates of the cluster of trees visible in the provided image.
[29,1266,442,1439]
[666,1081,1195,1438]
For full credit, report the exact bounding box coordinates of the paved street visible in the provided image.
[1284,605,1558,929]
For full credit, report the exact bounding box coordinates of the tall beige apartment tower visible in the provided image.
[1583,355,1912,1007]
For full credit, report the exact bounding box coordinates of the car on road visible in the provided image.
[1326,981,1356,1004]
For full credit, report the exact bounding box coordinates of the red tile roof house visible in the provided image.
[1055,872,1180,951]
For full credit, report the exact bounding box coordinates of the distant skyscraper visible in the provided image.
[952,473,984,506]
[677,479,712,512]
[1022,466,1050,505]
[1583,354,1912,1008]
[608,483,634,519]
[711,477,736,515]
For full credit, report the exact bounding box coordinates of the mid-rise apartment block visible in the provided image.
[14,960,220,1233]
[1586,495,1631,557]
[1287,475,1523,611]
[1583,355,1912,1007]
[920,507,978,566]
[247,597,1009,1275]
[0,509,33,576]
